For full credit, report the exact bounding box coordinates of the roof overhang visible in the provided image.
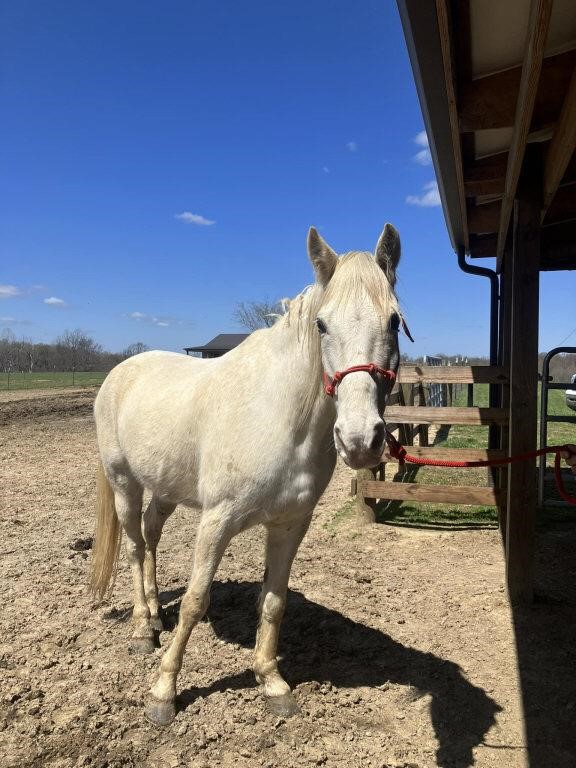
[397,0,576,271]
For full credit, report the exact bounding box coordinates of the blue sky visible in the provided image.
[1,0,574,357]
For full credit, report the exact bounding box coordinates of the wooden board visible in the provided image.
[382,447,507,463]
[358,480,503,506]
[505,147,542,604]
[385,405,508,426]
[397,365,508,384]
[497,0,553,261]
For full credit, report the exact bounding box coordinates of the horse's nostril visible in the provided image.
[370,422,386,452]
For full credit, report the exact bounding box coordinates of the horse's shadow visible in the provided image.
[159,580,499,768]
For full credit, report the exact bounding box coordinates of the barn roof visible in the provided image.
[184,333,249,354]
[397,0,576,271]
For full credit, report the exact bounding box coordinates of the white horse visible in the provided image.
[90,224,403,726]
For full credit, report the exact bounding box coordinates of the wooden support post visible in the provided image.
[498,254,513,543]
[506,148,542,604]
[355,467,380,524]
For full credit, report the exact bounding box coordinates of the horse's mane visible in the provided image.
[273,251,401,428]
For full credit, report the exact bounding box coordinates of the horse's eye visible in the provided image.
[390,313,400,332]
[316,318,327,334]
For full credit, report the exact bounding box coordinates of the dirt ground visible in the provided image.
[1,389,576,768]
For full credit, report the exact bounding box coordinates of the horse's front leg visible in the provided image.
[254,513,312,717]
[145,507,233,727]
[142,496,176,631]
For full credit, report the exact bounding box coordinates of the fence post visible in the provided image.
[355,466,380,524]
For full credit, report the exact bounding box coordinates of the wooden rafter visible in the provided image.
[542,65,576,216]
[496,0,553,265]
[435,0,469,250]
[460,50,576,132]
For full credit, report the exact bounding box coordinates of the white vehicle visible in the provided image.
[567,374,576,412]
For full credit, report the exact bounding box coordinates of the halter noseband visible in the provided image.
[322,364,396,397]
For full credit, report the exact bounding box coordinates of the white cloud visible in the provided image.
[129,311,170,327]
[322,166,330,174]
[0,285,21,299]
[414,148,432,166]
[412,131,432,165]
[414,131,429,148]
[44,296,67,307]
[406,180,441,208]
[346,141,358,152]
[1,316,15,322]
[175,212,216,226]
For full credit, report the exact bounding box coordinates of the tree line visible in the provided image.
[0,329,149,373]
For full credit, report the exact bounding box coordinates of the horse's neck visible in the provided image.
[266,315,335,443]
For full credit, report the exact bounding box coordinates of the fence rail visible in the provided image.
[355,363,508,522]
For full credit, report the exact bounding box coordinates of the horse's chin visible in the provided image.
[339,452,382,471]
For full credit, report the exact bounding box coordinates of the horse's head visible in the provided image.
[308,224,402,470]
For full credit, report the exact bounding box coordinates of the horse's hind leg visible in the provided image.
[145,506,233,727]
[142,496,176,631]
[254,514,312,717]
[113,480,155,654]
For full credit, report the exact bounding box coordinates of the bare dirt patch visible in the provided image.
[1,389,575,767]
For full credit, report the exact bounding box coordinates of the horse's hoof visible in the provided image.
[265,692,300,718]
[145,696,177,727]
[150,616,164,632]
[129,637,155,654]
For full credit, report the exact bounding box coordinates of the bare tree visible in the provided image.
[232,300,282,331]
[123,342,150,358]
[55,328,103,371]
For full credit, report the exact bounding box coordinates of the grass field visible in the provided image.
[372,382,576,528]
[0,371,107,391]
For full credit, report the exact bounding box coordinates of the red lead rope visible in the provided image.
[385,432,576,506]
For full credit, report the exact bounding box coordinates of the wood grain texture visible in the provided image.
[385,406,508,426]
[496,0,553,262]
[358,480,503,505]
[397,365,508,384]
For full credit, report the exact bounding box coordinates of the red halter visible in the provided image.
[322,364,396,397]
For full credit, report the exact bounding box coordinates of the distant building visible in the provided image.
[184,333,249,359]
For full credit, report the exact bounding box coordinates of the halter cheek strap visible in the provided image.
[323,364,396,397]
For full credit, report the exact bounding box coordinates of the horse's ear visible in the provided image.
[375,223,401,287]
[307,227,338,287]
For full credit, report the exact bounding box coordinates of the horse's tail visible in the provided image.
[89,461,122,601]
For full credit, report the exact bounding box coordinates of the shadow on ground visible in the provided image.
[513,524,576,767]
[160,580,499,768]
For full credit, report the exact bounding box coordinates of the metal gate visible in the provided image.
[538,346,576,506]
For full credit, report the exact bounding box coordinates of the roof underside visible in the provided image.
[398,0,576,271]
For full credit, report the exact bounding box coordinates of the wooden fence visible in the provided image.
[354,364,510,523]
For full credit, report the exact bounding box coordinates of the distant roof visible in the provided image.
[184,333,249,353]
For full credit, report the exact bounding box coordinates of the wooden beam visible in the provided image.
[540,219,576,269]
[435,0,469,250]
[464,152,508,197]
[506,148,542,604]
[469,233,498,258]
[496,0,553,264]
[468,200,502,234]
[385,405,508,426]
[542,65,576,215]
[358,480,503,506]
[460,49,576,132]
[398,365,508,385]
[545,182,576,225]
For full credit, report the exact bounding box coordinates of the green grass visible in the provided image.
[0,371,107,391]
[365,381,576,529]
